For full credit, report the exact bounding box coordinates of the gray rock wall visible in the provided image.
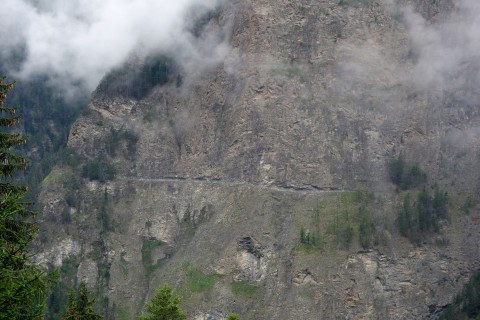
[38,0,480,319]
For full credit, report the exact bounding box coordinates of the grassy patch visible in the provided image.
[231,281,258,297]
[88,244,102,261]
[185,265,219,294]
[141,237,164,275]
[339,189,374,206]
[42,167,66,187]
[182,213,195,239]
[120,252,129,276]
[298,189,379,252]
[114,305,131,320]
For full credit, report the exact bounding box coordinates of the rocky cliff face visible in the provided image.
[37,0,480,319]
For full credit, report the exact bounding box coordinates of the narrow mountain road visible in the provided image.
[122,176,347,194]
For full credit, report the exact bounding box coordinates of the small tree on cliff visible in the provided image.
[226,313,240,320]
[138,284,187,320]
[0,78,49,319]
[62,282,104,320]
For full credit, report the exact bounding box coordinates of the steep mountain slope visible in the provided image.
[37,0,480,319]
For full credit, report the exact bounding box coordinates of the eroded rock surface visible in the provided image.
[38,0,480,319]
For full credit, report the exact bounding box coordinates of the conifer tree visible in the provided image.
[138,284,187,320]
[0,78,49,319]
[61,282,104,320]
[0,79,27,193]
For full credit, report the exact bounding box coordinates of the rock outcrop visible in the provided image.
[38,0,480,319]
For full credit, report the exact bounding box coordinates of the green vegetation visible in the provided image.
[231,281,258,297]
[358,207,375,249]
[181,208,196,239]
[1,65,86,204]
[45,257,80,319]
[97,56,172,100]
[299,226,322,250]
[60,148,82,169]
[62,282,104,320]
[41,167,66,188]
[398,186,448,244]
[92,240,111,286]
[299,189,378,252]
[99,189,112,233]
[0,78,51,319]
[0,78,132,320]
[138,284,186,320]
[89,240,112,318]
[105,128,139,158]
[461,195,477,215]
[113,305,131,320]
[65,191,77,208]
[141,237,164,275]
[185,265,219,294]
[47,249,111,320]
[388,156,450,244]
[61,207,72,224]
[46,282,69,320]
[82,159,117,182]
[339,189,373,205]
[0,191,51,319]
[388,154,427,190]
[340,224,354,248]
[439,270,480,320]
[59,257,79,280]
[227,313,241,320]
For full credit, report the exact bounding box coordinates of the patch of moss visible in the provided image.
[42,167,66,187]
[141,237,164,275]
[231,281,258,297]
[185,265,219,293]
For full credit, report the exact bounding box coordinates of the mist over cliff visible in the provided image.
[2,0,480,104]
[0,0,230,97]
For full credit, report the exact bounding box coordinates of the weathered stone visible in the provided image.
[37,0,480,319]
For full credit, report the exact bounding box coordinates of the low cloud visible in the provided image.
[334,0,480,109]
[401,0,480,91]
[0,0,230,96]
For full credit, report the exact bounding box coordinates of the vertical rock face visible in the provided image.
[38,0,480,319]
